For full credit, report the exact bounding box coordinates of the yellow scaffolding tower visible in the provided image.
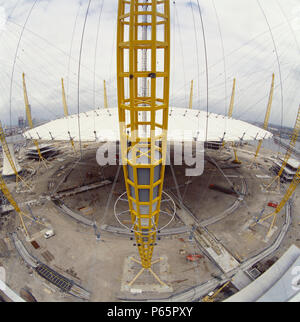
[0,121,31,189]
[256,164,300,237]
[117,0,170,286]
[265,105,300,191]
[189,80,193,109]
[22,73,48,168]
[250,73,274,168]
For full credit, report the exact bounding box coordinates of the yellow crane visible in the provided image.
[117,0,170,286]
[22,73,48,168]
[202,280,231,302]
[61,78,76,154]
[255,163,300,237]
[250,73,274,168]
[0,121,31,189]
[189,80,194,109]
[265,105,300,192]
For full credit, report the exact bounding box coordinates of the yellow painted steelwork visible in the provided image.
[228,78,236,118]
[61,78,69,117]
[61,78,76,153]
[22,73,48,166]
[117,0,170,271]
[189,80,193,109]
[226,78,240,163]
[251,73,274,167]
[265,105,300,191]
[103,80,108,108]
[0,174,29,238]
[258,164,300,237]
[0,121,30,188]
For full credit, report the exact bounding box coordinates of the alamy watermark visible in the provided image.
[96,130,204,176]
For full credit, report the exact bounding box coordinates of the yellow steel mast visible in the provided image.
[256,164,300,237]
[265,105,300,191]
[61,78,69,117]
[0,174,29,238]
[61,78,76,153]
[117,0,170,285]
[22,73,48,167]
[228,78,236,119]
[189,80,193,109]
[0,121,30,188]
[226,78,241,164]
[103,80,108,109]
[250,73,274,167]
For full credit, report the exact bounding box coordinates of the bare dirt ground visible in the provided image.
[1,141,299,302]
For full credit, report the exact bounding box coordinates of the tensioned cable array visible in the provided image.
[9,0,39,128]
[77,0,93,158]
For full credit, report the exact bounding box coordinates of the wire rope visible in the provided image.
[8,0,39,128]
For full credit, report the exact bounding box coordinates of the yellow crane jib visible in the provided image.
[117,0,170,285]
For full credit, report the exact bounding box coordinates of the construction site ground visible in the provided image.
[0,140,300,302]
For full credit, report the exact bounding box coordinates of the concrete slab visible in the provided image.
[120,255,173,293]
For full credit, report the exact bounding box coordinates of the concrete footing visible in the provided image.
[121,255,173,294]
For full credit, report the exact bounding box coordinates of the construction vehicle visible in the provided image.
[186,254,203,262]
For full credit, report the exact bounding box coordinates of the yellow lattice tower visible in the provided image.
[265,104,300,191]
[22,73,48,168]
[250,73,274,167]
[117,0,170,285]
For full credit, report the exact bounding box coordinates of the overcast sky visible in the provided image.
[0,0,299,129]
